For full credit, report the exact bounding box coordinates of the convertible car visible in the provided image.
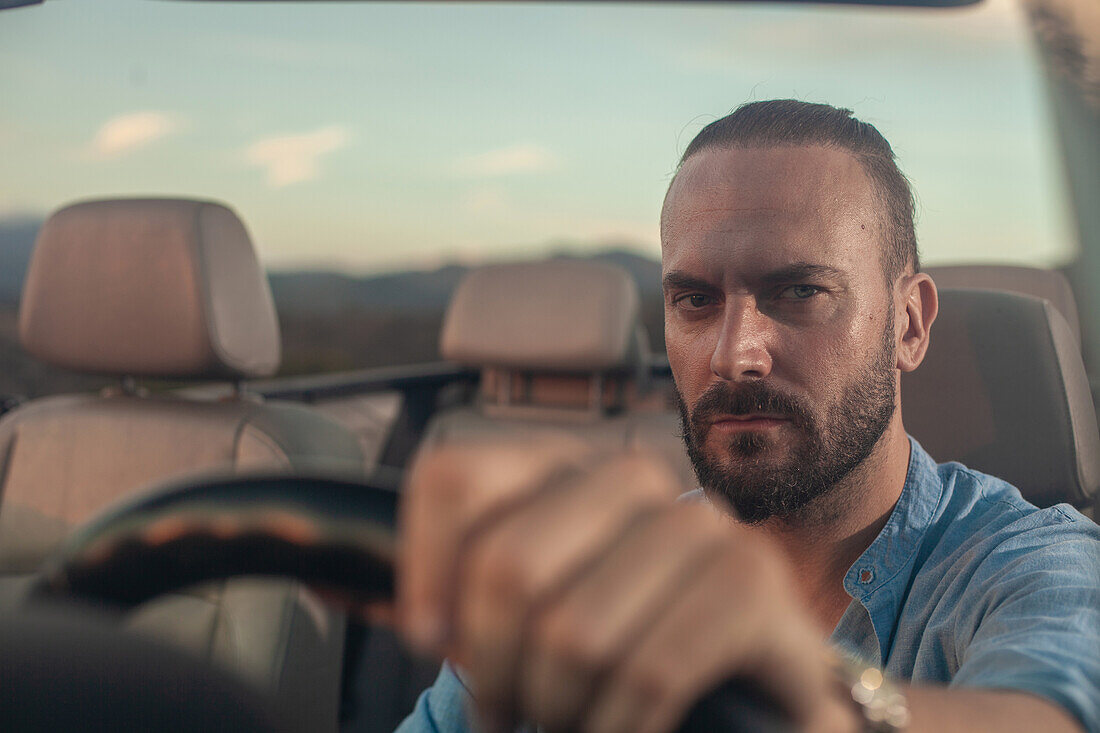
[0,0,1096,730]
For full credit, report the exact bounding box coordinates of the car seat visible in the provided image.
[902,287,1100,509]
[0,198,364,732]
[924,264,1081,344]
[425,259,700,483]
[341,260,686,733]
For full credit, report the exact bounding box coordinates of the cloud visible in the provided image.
[244,126,350,187]
[88,111,180,158]
[454,143,560,177]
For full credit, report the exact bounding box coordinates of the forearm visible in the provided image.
[901,687,1084,733]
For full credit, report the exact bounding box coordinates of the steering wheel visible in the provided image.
[28,472,790,733]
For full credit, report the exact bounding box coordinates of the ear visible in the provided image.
[895,273,938,373]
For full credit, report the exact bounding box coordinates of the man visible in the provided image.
[392,100,1100,732]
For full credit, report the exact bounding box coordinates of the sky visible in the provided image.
[0,0,1079,274]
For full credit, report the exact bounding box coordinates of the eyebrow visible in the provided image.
[662,271,715,293]
[662,263,846,293]
[759,263,846,287]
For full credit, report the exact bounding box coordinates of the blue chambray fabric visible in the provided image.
[395,438,1100,732]
[396,660,474,733]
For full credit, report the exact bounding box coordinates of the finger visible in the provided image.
[397,439,589,653]
[583,536,827,733]
[457,454,682,732]
[519,500,731,731]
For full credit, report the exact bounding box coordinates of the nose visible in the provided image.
[710,296,773,381]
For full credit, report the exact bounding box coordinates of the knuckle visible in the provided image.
[536,609,610,675]
[468,532,536,605]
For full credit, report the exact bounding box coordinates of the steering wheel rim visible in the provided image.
[32,472,398,609]
[30,472,791,733]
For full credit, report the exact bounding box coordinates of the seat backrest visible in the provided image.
[924,264,1082,344]
[0,198,363,732]
[902,288,1100,508]
[356,259,695,730]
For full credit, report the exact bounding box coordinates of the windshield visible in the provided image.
[0,0,1078,383]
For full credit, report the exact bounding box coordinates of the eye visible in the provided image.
[778,284,821,300]
[677,293,715,309]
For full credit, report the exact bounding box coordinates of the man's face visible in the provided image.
[661,145,900,523]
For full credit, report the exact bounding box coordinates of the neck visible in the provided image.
[743,421,912,634]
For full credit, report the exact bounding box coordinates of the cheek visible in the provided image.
[771,323,858,390]
[782,317,884,397]
[664,322,714,401]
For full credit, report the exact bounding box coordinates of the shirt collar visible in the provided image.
[678,438,947,663]
[842,437,946,662]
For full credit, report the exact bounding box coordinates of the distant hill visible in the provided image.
[586,249,663,298]
[267,264,470,315]
[267,250,662,316]
[0,216,40,304]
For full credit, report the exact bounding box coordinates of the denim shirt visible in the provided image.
[396,439,1100,732]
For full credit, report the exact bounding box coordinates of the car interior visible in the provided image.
[2,0,1098,730]
[0,198,363,732]
[0,194,1096,732]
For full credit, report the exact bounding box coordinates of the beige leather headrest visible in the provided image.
[924,264,1081,344]
[441,261,641,371]
[19,198,280,379]
[902,288,1100,507]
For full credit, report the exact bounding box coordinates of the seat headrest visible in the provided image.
[924,264,1081,344]
[19,198,281,379]
[901,288,1100,507]
[440,260,642,372]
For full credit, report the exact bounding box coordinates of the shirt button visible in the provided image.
[859,569,874,584]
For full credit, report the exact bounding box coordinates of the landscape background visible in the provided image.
[0,216,666,398]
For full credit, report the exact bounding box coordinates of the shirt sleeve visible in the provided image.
[395,660,475,733]
[949,507,1100,733]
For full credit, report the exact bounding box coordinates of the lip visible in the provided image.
[709,415,790,432]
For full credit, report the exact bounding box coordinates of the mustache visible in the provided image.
[687,381,813,431]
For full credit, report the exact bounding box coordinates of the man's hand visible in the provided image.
[396,442,856,733]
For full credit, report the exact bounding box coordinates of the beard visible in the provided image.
[678,313,897,524]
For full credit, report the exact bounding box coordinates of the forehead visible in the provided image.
[661,145,882,280]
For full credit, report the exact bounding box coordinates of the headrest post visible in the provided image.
[497,371,513,407]
[589,374,604,412]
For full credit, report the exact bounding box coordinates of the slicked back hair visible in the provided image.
[676,100,919,283]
